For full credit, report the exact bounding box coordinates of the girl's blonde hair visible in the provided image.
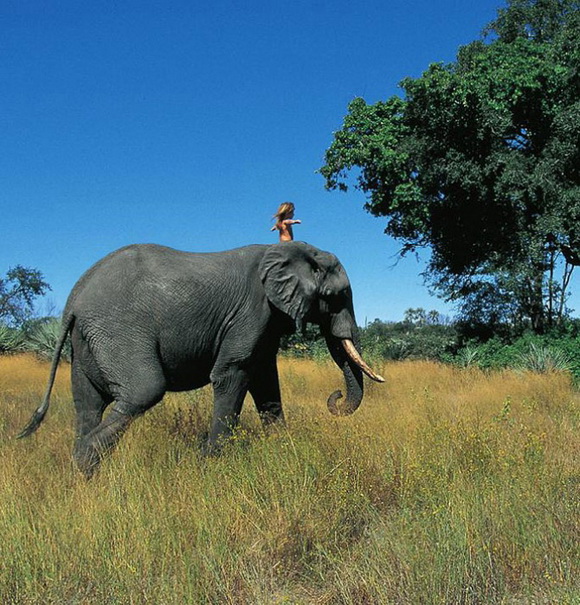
[273,202,294,221]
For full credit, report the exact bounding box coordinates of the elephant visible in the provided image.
[18,241,384,476]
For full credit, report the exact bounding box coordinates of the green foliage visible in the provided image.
[0,261,68,360]
[0,324,26,355]
[281,308,580,381]
[454,344,483,368]
[516,341,573,373]
[360,310,458,362]
[280,309,458,363]
[279,324,329,360]
[321,0,580,333]
[0,266,51,328]
[23,317,71,362]
[453,331,580,378]
[0,317,70,361]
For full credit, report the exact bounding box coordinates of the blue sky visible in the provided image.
[3,0,556,324]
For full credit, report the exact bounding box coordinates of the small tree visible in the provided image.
[0,266,51,328]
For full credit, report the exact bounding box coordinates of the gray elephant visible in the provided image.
[18,241,383,475]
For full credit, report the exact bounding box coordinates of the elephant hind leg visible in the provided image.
[74,366,167,478]
[72,360,113,441]
[73,409,133,478]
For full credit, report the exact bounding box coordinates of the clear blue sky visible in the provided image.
[4,0,565,324]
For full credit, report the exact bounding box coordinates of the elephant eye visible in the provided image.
[320,287,351,312]
[320,290,342,314]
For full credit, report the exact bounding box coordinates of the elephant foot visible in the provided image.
[259,410,286,428]
[73,440,102,479]
[73,410,133,477]
[201,438,223,457]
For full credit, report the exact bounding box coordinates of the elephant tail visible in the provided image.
[17,314,74,439]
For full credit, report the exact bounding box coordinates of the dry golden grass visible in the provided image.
[0,354,69,406]
[0,355,578,604]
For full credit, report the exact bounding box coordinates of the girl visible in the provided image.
[271,202,301,242]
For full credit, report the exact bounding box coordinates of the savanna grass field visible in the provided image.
[1,354,578,604]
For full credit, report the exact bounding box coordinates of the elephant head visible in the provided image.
[259,242,384,415]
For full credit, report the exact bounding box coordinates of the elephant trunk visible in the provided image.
[325,335,384,416]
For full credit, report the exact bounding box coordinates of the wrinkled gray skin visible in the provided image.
[19,241,383,477]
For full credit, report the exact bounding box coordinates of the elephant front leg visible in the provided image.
[207,368,250,452]
[249,358,285,428]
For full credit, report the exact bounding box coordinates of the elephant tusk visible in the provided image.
[342,339,385,383]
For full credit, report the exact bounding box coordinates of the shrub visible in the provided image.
[360,318,459,362]
[454,345,481,368]
[0,324,26,355]
[515,342,572,374]
[22,317,71,361]
[453,333,580,379]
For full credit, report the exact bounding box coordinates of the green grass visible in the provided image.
[0,355,578,603]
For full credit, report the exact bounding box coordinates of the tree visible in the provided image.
[321,0,580,333]
[0,266,51,328]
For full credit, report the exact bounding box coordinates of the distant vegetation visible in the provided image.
[281,307,580,381]
[0,316,71,361]
[0,265,50,328]
[0,265,69,360]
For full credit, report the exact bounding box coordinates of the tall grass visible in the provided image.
[0,355,578,603]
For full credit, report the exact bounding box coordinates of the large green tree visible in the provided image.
[321,0,580,333]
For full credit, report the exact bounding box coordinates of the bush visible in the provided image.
[280,324,329,360]
[453,333,580,379]
[280,312,459,364]
[0,324,26,355]
[515,342,572,374]
[0,317,71,361]
[23,317,71,361]
[360,317,459,362]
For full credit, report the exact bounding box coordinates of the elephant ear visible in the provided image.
[259,242,320,327]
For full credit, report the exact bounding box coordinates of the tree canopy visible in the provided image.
[321,0,580,333]
[0,266,51,328]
